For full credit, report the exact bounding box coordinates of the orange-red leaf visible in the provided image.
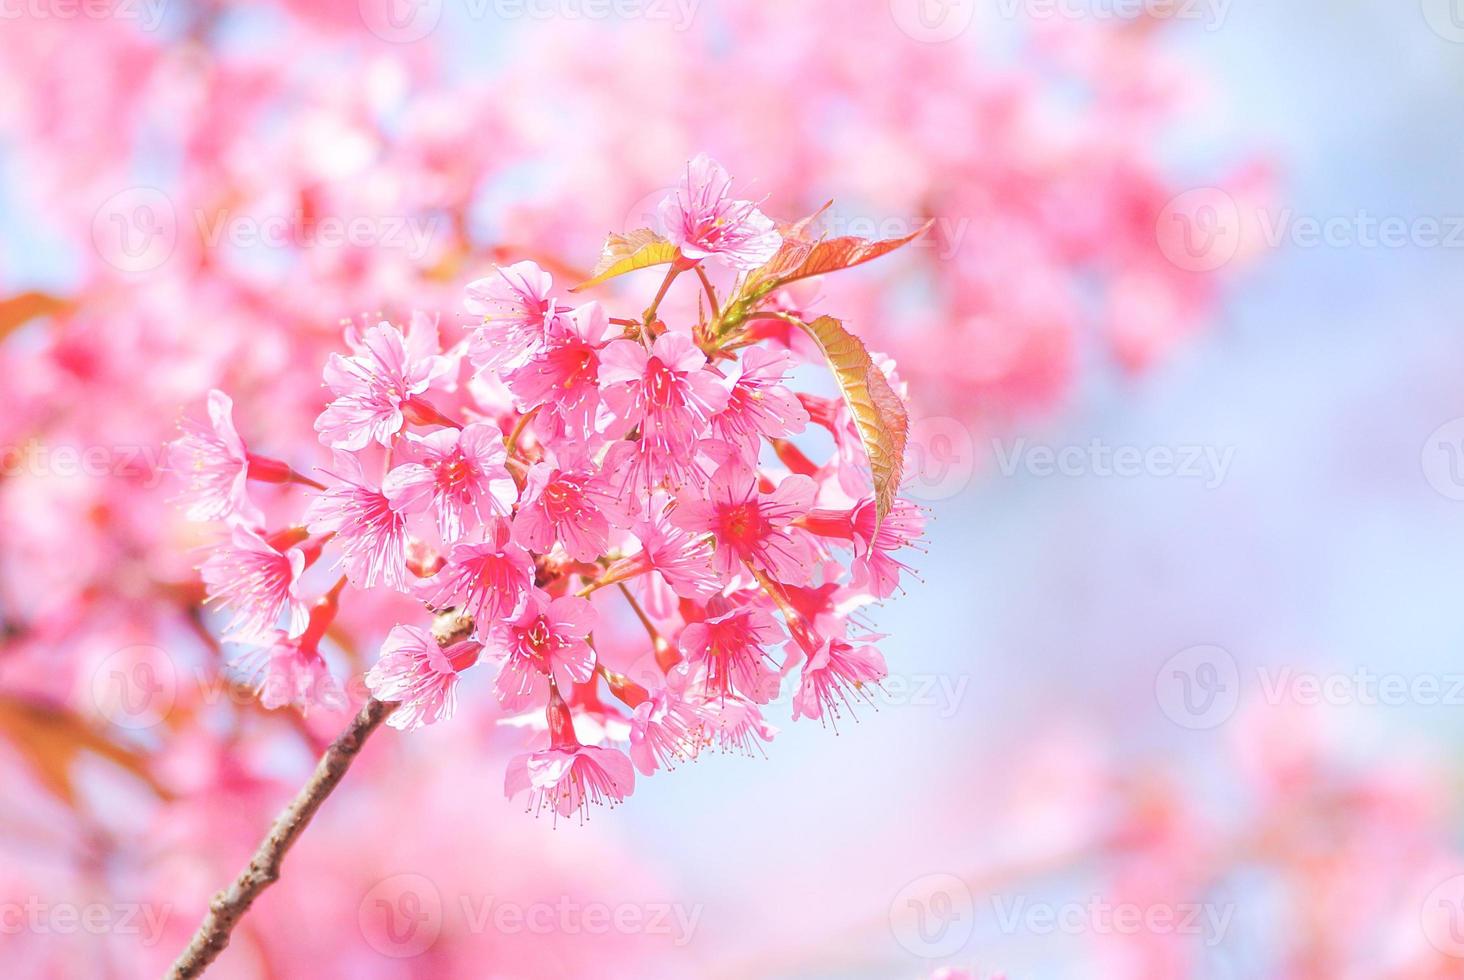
[753,220,932,290]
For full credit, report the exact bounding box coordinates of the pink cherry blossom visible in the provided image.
[851,496,925,599]
[419,520,535,624]
[200,524,309,641]
[628,689,709,776]
[659,153,781,270]
[466,261,559,370]
[491,590,598,711]
[710,346,810,460]
[678,606,784,704]
[791,636,888,725]
[600,332,728,443]
[230,631,344,715]
[304,455,410,590]
[603,495,721,609]
[167,389,259,525]
[505,743,636,822]
[315,316,453,451]
[503,302,610,443]
[512,461,623,562]
[383,422,517,542]
[366,624,481,731]
[702,696,779,757]
[672,464,817,583]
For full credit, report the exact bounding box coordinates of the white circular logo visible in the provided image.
[1155,645,1240,730]
[91,187,177,274]
[904,416,976,501]
[358,873,443,958]
[621,186,675,236]
[359,0,443,43]
[1422,0,1464,42]
[888,0,976,43]
[1422,418,1464,501]
[889,872,974,958]
[88,644,177,730]
[1155,188,1243,273]
[1421,874,1464,957]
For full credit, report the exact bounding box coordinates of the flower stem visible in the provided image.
[642,260,690,330]
[165,697,397,979]
[693,265,720,322]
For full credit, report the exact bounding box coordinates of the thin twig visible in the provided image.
[166,697,397,979]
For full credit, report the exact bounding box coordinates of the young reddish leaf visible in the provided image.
[572,228,681,291]
[798,315,909,522]
[754,219,932,290]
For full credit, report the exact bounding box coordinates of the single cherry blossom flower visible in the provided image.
[305,454,409,590]
[230,631,344,715]
[466,260,559,370]
[659,153,781,270]
[167,389,261,525]
[503,302,609,444]
[791,636,888,725]
[700,696,779,757]
[491,590,597,711]
[628,688,709,776]
[605,496,720,609]
[511,461,624,562]
[678,606,784,703]
[418,519,534,624]
[366,624,482,732]
[200,524,310,641]
[850,496,925,598]
[315,316,453,451]
[710,346,809,461]
[672,463,817,583]
[383,422,517,542]
[505,690,635,821]
[600,331,728,443]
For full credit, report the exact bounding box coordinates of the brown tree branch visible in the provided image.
[166,697,396,979]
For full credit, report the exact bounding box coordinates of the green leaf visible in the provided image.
[798,315,909,523]
[571,229,681,291]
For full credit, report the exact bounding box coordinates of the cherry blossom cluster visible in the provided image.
[170,156,923,822]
